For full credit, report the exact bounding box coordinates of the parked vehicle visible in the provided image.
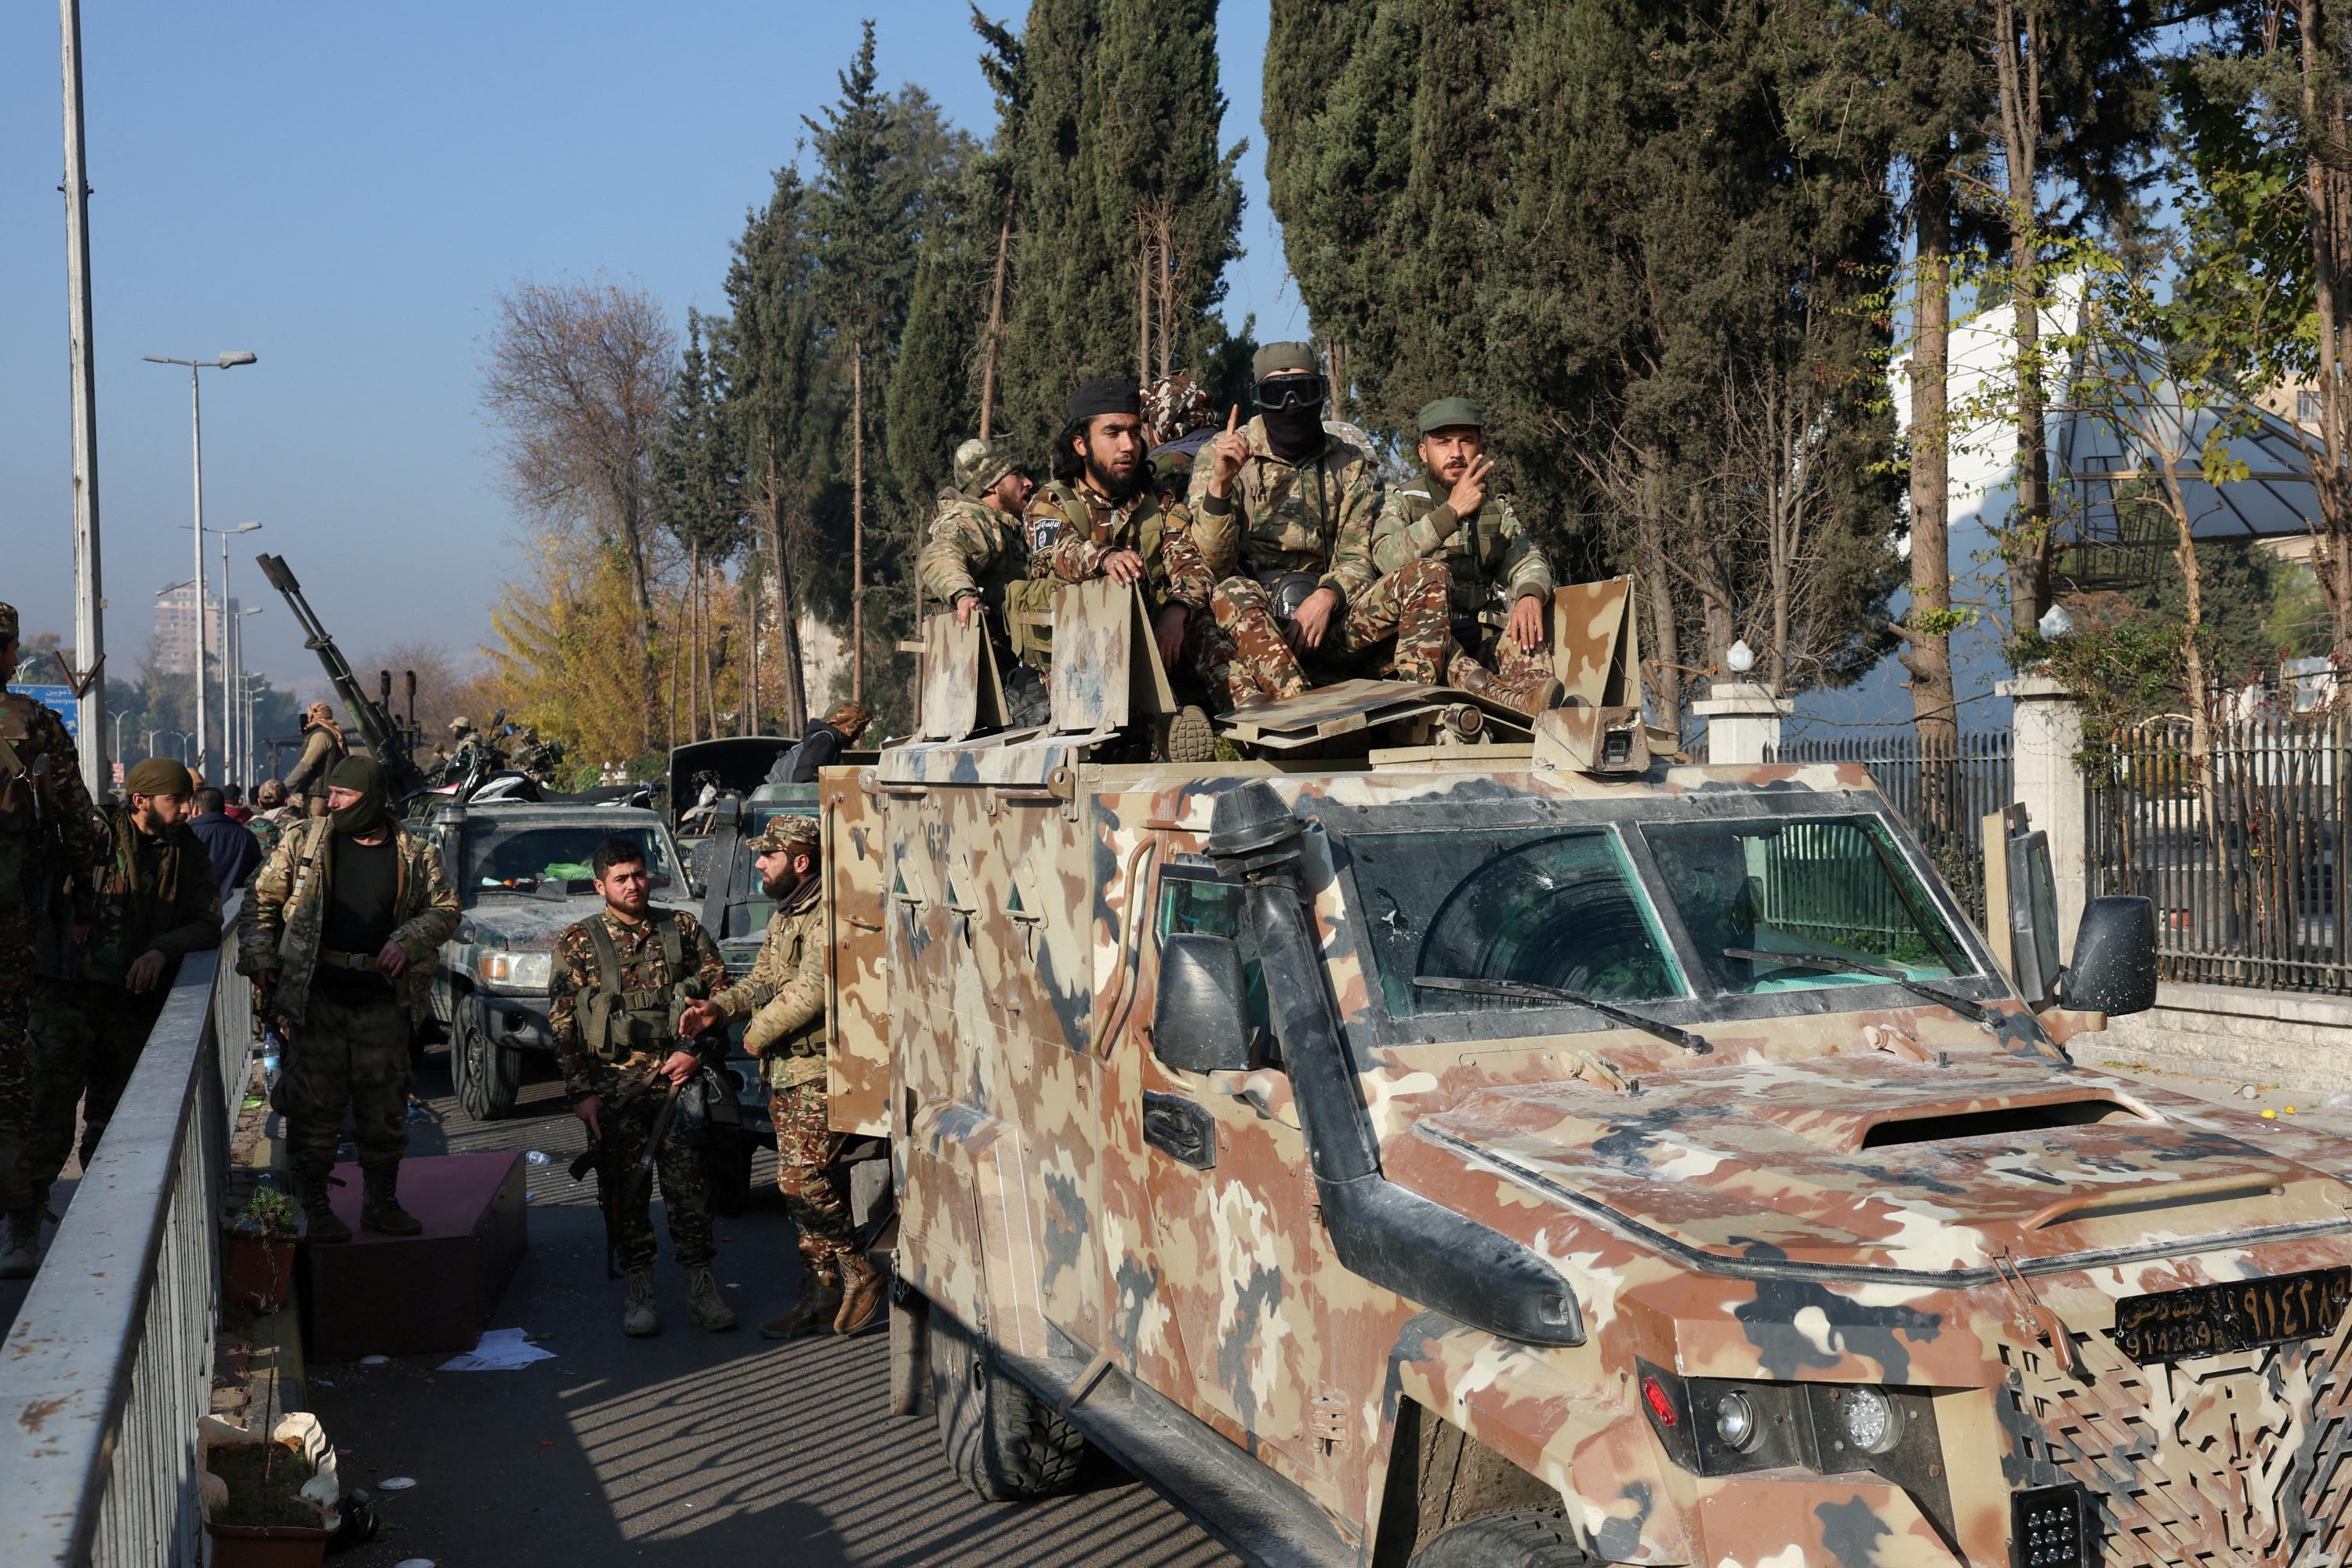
[813,578,2349,1567]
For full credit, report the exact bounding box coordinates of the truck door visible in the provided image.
[822,767,890,1137]
[1102,855,1345,1497]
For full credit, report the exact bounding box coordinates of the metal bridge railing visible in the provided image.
[0,898,251,1568]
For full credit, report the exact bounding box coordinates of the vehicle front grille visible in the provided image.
[2002,1312,2352,1565]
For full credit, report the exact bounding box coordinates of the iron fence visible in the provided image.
[1763,731,2014,929]
[0,901,249,1567]
[2085,713,2349,993]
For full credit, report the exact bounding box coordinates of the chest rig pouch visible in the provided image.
[579,913,704,1062]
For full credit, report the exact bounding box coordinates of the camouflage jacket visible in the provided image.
[236,816,460,1022]
[1025,479,1216,614]
[549,907,727,1103]
[1185,416,1383,608]
[38,804,223,986]
[1371,473,1555,622]
[919,496,1031,615]
[0,690,100,921]
[711,875,827,1087]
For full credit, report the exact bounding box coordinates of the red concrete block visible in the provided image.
[299,1151,528,1363]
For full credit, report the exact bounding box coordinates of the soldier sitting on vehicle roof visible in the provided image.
[1189,342,1453,710]
[1028,376,1219,760]
[917,436,1047,726]
[1142,372,1221,492]
[1371,397,1566,718]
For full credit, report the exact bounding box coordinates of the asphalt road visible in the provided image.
[307,1048,1238,1568]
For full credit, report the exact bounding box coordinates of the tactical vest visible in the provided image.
[577,912,706,1063]
[1392,481,1514,621]
[0,695,42,908]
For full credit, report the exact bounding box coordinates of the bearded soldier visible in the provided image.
[27,757,221,1261]
[679,816,878,1338]
[918,436,1046,724]
[551,836,737,1338]
[1372,397,1566,717]
[1189,342,1452,708]
[0,604,103,1276]
[239,757,460,1243]
[1029,377,1219,760]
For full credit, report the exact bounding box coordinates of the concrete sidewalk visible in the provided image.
[309,1051,1235,1568]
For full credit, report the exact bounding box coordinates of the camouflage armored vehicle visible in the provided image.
[809,578,2348,1567]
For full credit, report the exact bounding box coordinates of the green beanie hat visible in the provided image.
[125,757,194,797]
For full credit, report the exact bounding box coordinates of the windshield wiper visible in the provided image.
[1413,976,1710,1054]
[1721,946,1994,1025]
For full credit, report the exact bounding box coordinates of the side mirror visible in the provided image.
[1152,933,1252,1074]
[2059,897,2158,1016]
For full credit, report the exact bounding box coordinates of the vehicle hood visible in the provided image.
[459,896,698,952]
[1399,1054,2352,1277]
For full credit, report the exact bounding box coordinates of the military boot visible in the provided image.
[1451,662,1565,720]
[834,1253,887,1337]
[0,1210,39,1280]
[623,1268,660,1337]
[298,1171,352,1245]
[1152,705,1218,764]
[685,1267,738,1333]
[359,1166,423,1236]
[760,1262,842,1340]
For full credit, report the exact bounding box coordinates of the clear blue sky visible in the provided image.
[1,1,1298,694]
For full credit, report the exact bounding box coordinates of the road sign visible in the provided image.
[6,684,78,737]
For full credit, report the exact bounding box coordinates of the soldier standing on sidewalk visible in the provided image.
[0,604,103,1277]
[238,757,459,1244]
[679,816,880,1339]
[550,836,738,1338]
[27,756,220,1265]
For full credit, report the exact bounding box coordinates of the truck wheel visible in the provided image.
[1409,1511,1599,1568]
[928,1308,1086,1501]
[705,1127,754,1218]
[452,1011,520,1122]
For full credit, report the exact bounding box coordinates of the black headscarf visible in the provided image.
[327,756,390,837]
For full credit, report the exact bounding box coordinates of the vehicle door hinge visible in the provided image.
[1310,1392,1348,1453]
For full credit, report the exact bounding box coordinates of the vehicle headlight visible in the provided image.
[1713,1388,1759,1452]
[1836,1385,1901,1455]
[475,949,554,992]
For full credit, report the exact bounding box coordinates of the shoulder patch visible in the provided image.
[1030,513,1065,553]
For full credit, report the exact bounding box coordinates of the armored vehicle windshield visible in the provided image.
[464,818,686,897]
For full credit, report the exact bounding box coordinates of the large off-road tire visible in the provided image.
[1409,1510,1600,1568]
[704,1126,754,1218]
[927,1307,1086,1501]
[452,1008,520,1123]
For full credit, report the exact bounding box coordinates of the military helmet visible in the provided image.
[953,437,1019,498]
[747,815,821,855]
[448,715,473,734]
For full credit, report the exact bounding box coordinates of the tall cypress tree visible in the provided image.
[655,310,748,739]
[723,165,837,734]
[804,22,918,701]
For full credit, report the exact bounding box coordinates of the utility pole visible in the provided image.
[60,0,105,795]
[146,354,257,782]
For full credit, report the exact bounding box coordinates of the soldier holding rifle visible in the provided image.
[550,837,736,1338]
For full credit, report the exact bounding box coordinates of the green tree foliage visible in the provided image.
[993,0,1247,445]
[655,310,746,568]
[1266,0,1903,727]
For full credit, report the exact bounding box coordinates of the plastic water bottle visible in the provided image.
[524,1150,551,1167]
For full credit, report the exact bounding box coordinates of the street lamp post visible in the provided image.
[144,351,256,780]
[232,603,263,783]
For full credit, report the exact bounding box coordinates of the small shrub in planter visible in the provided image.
[224,1184,302,1314]
[199,1413,339,1568]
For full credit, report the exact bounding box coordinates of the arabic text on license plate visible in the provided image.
[2113,1266,2352,1364]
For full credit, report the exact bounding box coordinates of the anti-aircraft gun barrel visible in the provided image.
[254,551,430,798]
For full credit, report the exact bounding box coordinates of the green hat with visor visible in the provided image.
[1417,396,1487,435]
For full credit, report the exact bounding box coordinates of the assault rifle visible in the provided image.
[254,552,430,799]
[566,1058,690,1281]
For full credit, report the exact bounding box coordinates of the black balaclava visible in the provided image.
[1261,401,1326,463]
[327,756,390,837]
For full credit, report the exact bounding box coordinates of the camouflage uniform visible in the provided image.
[1143,374,1219,492]
[1373,473,1558,704]
[237,816,460,1180]
[548,906,728,1271]
[29,803,222,1193]
[1026,480,1217,617]
[1187,415,1451,706]
[709,831,851,1267]
[0,647,102,1214]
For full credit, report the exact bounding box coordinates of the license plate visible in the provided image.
[2113,1267,2352,1364]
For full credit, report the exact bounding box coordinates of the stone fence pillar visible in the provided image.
[1691,682,1792,767]
[1999,673,2088,961]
